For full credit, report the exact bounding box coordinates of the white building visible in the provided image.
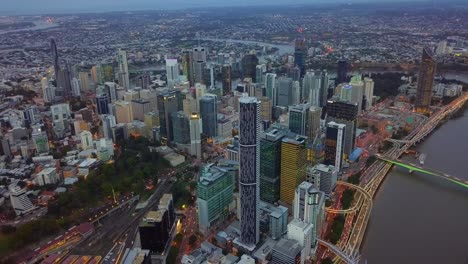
[9,184,36,216]
[80,130,94,150]
[51,103,71,136]
[288,219,313,263]
[363,77,375,110]
[35,167,59,186]
[166,58,180,87]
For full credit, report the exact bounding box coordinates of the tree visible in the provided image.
[322,258,334,264]
[370,125,379,134]
[188,234,197,247]
[166,246,179,264]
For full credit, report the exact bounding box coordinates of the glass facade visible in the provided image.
[260,129,285,203]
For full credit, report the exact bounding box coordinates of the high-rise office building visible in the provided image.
[325,100,358,155]
[337,60,348,84]
[131,99,151,122]
[193,47,207,84]
[197,164,235,233]
[256,64,267,84]
[32,127,49,154]
[239,97,260,247]
[182,50,194,86]
[324,121,346,171]
[241,54,259,82]
[320,70,330,107]
[80,130,93,150]
[200,94,218,138]
[293,181,326,249]
[307,164,337,198]
[289,103,310,136]
[349,75,365,113]
[287,219,312,263]
[303,71,321,106]
[280,135,307,205]
[139,210,170,253]
[101,114,116,140]
[117,49,130,90]
[277,77,293,107]
[157,90,183,143]
[96,94,110,115]
[265,73,277,106]
[259,97,272,122]
[189,113,202,159]
[292,81,301,105]
[115,100,133,124]
[260,128,286,204]
[222,64,232,96]
[50,38,60,85]
[363,77,375,110]
[294,37,307,77]
[271,238,303,264]
[165,58,179,86]
[307,106,322,141]
[193,47,207,62]
[171,111,190,145]
[415,48,436,114]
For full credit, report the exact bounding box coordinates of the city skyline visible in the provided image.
[0,0,447,15]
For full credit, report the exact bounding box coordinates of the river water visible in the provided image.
[361,108,468,264]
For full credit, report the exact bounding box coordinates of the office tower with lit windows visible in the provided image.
[265,73,277,106]
[324,121,346,171]
[197,164,235,233]
[289,103,310,136]
[189,113,202,159]
[325,100,358,155]
[294,37,307,77]
[415,48,436,114]
[260,128,286,204]
[200,94,218,138]
[241,54,259,82]
[118,49,130,90]
[277,77,293,107]
[337,60,348,84]
[280,135,307,205]
[238,97,260,247]
[157,91,183,143]
[222,64,232,96]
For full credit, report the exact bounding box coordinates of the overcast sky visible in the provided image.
[1,0,429,15]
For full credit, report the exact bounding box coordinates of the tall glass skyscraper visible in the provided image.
[260,128,285,204]
[199,94,218,138]
[415,48,436,114]
[157,90,183,143]
[171,111,190,145]
[239,97,260,246]
[280,135,307,205]
[265,73,277,106]
[288,103,310,136]
[294,37,307,77]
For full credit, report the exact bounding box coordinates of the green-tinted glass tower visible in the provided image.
[260,128,286,203]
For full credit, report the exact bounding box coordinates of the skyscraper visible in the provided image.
[157,91,183,143]
[303,71,321,106]
[337,60,348,84]
[50,38,60,83]
[171,111,190,145]
[363,77,375,110]
[165,58,179,86]
[193,47,207,84]
[260,128,285,204]
[256,64,267,84]
[200,94,218,138]
[289,103,310,136]
[265,73,277,106]
[222,64,232,96]
[189,113,202,159]
[307,106,322,141]
[280,135,307,205]
[239,97,260,247]
[241,54,259,82]
[415,48,436,114]
[325,100,358,155]
[96,94,110,115]
[197,164,235,233]
[349,75,365,113]
[118,49,130,90]
[277,77,293,107]
[182,50,194,86]
[115,100,133,124]
[294,37,307,77]
[324,121,346,171]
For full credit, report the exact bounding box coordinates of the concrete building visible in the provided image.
[307,164,338,197]
[166,58,180,87]
[80,130,93,150]
[189,113,202,159]
[277,77,293,107]
[131,100,151,121]
[415,48,436,114]
[265,73,277,106]
[307,106,322,142]
[118,49,130,90]
[200,94,218,138]
[271,238,303,264]
[287,219,312,263]
[363,77,375,110]
[35,167,59,186]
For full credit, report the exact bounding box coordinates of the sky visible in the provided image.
[1,0,431,15]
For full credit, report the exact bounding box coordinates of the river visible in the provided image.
[361,108,468,263]
[0,21,58,35]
